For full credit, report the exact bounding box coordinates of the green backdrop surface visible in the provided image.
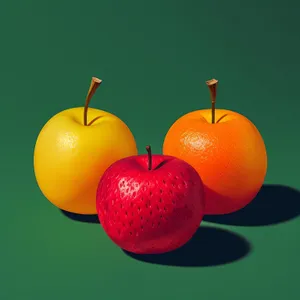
[1,0,299,299]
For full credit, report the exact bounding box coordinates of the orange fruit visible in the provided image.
[163,80,267,215]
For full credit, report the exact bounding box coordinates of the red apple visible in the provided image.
[96,145,205,254]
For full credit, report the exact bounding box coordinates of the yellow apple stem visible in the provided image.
[206,78,218,124]
[146,145,152,170]
[84,77,102,126]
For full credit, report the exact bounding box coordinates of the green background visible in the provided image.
[1,0,299,299]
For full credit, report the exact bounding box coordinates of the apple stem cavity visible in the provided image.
[206,78,218,124]
[146,145,152,171]
[84,77,102,126]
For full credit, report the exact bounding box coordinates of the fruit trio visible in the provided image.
[33,77,267,254]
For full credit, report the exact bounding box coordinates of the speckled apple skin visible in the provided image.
[96,154,205,254]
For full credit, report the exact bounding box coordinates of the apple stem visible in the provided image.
[146,145,152,171]
[206,78,218,124]
[84,77,102,126]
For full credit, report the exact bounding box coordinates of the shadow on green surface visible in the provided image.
[204,184,300,227]
[60,210,100,224]
[124,226,251,267]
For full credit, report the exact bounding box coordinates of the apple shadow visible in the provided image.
[204,184,300,227]
[60,209,100,224]
[123,226,251,267]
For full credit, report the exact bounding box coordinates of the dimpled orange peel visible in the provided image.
[163,79,267,215]
[34,77,138,214]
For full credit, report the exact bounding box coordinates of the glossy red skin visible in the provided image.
[96,154,205,254]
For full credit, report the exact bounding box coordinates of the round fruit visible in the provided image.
[34,77,138,214]
[163,79,267,215]
[96,146,205,254]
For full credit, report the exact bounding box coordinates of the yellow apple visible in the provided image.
[34,77,138,214]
